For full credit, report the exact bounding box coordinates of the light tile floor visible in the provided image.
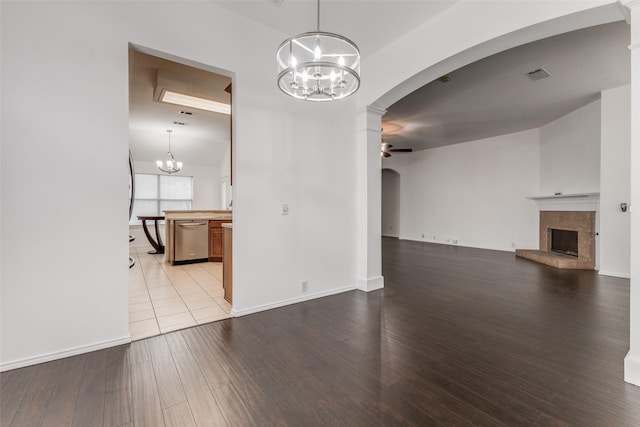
[129,246,232,341]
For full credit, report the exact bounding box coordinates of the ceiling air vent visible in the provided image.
[179,110,196,116]
[173,121,189,126]
[527,68,551,81]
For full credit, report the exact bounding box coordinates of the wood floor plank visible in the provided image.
[180,327,231,391]
[104,345,133,427]
[72,350,108,427]
[130,360,165,427]
[129,340,151,365]
[0,366,36,425]
[163,401,197,427]
[164,331,190,354]
[147,335,187,409]
[172,348,228,427]
[9,359,64,427]
[41,354,87,427]
[210,383,257,426]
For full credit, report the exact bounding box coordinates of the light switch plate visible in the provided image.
[282,203,289,215]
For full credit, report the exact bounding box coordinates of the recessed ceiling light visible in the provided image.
[160,90,230,115]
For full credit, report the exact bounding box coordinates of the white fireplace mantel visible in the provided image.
[528,193,600,211]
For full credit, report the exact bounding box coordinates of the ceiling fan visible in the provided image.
[381,140,413,157]
[381,126,413,157]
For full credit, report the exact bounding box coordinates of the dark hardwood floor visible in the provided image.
[2,237,639,426]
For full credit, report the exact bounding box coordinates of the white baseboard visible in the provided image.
[357,275,384,292]
[398,237,514,253]
[231,285,356,317]
[382,234,399,238]
[0,335,132,372]
[625,351,640,386]
[598,270,631,279]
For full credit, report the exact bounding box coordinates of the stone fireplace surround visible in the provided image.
[515,194,598,270]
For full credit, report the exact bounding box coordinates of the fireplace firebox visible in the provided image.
[550,229,579,257]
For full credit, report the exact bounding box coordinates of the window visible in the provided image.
[130,174,193,225]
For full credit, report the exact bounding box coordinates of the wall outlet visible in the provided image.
[452,239,458,244]
[433,235,436,240]
[282,203,289,215]
[421,233,425,238]
[511,242,516,248]
[301,280,308,293]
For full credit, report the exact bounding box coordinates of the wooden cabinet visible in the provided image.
[208,220,225,261]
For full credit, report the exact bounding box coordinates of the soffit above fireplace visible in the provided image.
[528,192,599,211]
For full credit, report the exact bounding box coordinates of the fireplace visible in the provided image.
[515,210,596,269]
[550,229,579,257]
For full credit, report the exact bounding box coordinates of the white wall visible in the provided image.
[219,143,231,209]
[625,0,640,386]
[539,100,602,195]
[134,160,220,210]
[0,1,358,370]
[599,85,631,278]
[383,129,540,252]
[382,169,400,237]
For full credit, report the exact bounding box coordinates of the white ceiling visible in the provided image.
[130,4,630,165]
[382,21,630,152]
[129,49,231,168]
[212,0,456,58]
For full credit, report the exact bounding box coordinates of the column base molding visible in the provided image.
[625,351,640,386]
[357,275,384,292]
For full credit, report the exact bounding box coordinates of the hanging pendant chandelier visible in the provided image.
[276,0,360,102]
[156,130,182,174]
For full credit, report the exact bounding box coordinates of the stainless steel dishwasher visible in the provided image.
[174,220,209,264]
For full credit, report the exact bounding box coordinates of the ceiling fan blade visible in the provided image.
[382,151,392,158]
[389,148,413,152]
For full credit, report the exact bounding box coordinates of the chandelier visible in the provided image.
[276,0,360,101]
[156,130,182,174]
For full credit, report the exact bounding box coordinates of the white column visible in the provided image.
[356,106,386,291]
[623,0,640,386]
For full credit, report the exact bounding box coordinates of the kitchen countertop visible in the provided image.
[163,210,232,221]
[221,223,232,229]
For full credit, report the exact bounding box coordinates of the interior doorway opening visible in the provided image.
[128,45,234,341]
[382,169,401,238]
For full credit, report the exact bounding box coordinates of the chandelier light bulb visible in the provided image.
[338,56,345,66]
[314,44,322,60]
[291,56,297,67]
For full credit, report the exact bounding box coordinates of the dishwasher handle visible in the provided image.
[176,221,208,227]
